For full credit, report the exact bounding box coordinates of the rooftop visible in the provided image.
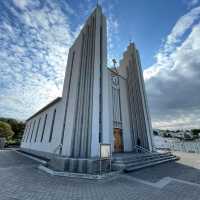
[26,97,62,121]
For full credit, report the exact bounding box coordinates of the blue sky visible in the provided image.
[0,0,200,129]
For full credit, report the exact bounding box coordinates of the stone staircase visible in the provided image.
[112,152,178,172]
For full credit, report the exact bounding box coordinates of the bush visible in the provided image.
[0,121,15,140]
[0,118,25,142]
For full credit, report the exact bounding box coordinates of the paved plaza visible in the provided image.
[0,150,200,200]
[128,151,200,184]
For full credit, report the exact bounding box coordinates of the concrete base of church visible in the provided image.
[20,148,111,174]
[48,156,111,174]
[38,164,121,180]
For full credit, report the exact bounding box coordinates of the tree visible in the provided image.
[0,118,25,141]
[191,129,200,138]
[0,121,15,140]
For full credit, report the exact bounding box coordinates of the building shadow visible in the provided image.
[127,160,200,184]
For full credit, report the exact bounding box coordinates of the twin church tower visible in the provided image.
[21,6,153,161]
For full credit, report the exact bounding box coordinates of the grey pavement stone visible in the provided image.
[0,150,38,168]
[127,156,200,184]
[0,150,200,200]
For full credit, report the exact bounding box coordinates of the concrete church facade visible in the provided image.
[21,6,153,160]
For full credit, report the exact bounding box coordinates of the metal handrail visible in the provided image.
[135,145,150,153]
[53,144,62,155]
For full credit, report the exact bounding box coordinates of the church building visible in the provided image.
[21,6,153,163]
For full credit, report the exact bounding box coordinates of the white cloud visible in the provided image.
[186,0,199,9]
[165,6,200,51]
[13,0,41,10]
[13,0,28,10]
[103,2,120,67]
[1,0,120,121]
[0,0,77,120]
[144,6,200,130]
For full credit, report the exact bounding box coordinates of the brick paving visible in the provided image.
[127,151,200,184]
[0,150,38,167]
[0,150,200,200]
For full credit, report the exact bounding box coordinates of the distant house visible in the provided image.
[154,129,195,140]
[173,130,193,140]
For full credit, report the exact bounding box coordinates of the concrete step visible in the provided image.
[124,156,178,172]
[17,149,50,162]
[112,152,178,171]
[112,155,175,170]
[15,150,48,165]
[113,152,172,164]
[112,152,161,161]
[124,155,176,168]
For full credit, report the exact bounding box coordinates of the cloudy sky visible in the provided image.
[0,0,200,130]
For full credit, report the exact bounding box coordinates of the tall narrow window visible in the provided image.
[22,126,27,142]
[34,118,41,142]
[41,114,47,142]
[30,120,36,142]
[99,25,103,143]
[49,109,56,142]
[26,123,31,142]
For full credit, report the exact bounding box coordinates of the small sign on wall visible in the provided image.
[100,144,111,159]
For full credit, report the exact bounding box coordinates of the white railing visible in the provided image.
[135,145,151,153]
[169,141,200,153]
[154,138,200,154]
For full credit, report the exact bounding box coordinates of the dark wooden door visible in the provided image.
[114,128,124,152]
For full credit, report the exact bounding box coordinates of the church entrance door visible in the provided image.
[114,128,124,152]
